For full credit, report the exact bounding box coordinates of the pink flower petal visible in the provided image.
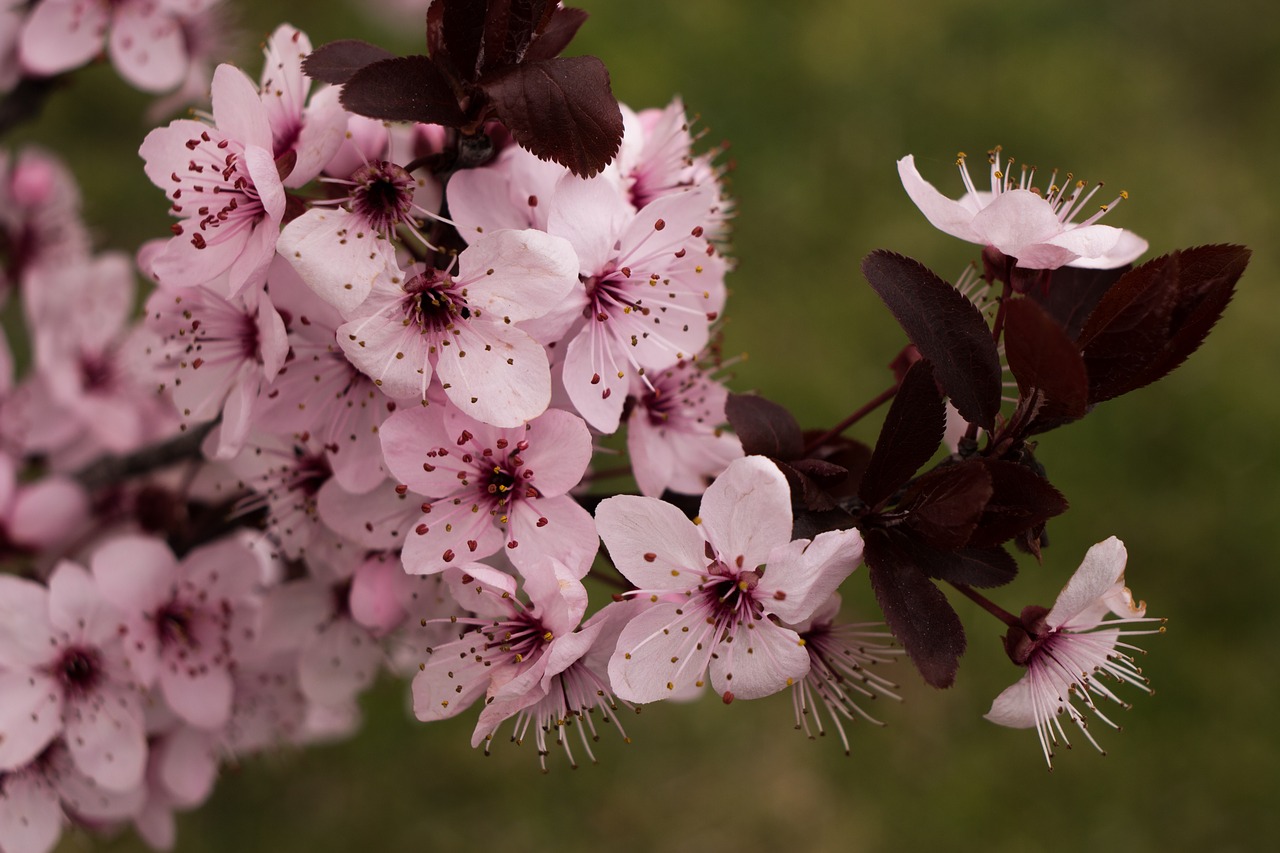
[896,155,985,244]
[594,494,706,590]
[277,208,399,316]
[437,321,552,427]
[298,619,381,705]
[8,477,89,552]
[508,496,598,580]
[707,619,809,701]
[108,0,186,93]
[0,671,61,771]
[457,229,578,323]
[46,562,117,646]
[90,536,177,621]
[160,663,233,731]
[0,770,63,853]
[210,63,271,151]
[607,602,713,703]
[1046,535,1131,630]
[758,528,864,625]
[18,0,109,77]
[0,576,55,669]
[698,456,792,571]
[63,685,147,792]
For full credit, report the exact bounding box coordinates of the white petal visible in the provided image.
[698,456,792,571]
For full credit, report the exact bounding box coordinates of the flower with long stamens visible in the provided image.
[985,536,1165,768]
[336,228,578,426]
[785,592,901,755]
[548,177,727,433]
[898,147,1148,270]
[140,63,286,296]
[597,456,864,704]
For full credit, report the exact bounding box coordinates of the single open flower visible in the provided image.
[898,148,1148,270]
[985,536,1165,768]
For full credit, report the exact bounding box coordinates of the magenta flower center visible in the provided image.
[350,161,415,233]
[52,646,102,697]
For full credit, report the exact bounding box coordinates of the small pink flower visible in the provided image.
[597,456,864,704]
[256,24,347,188]
[985,536,1165,767]
[140,63,286,296]
[0,563,147,792]
[411,560,587,727]
[91,535,263,731]
[898,148,1148,270]
[19,0,204,93]
[381,405,597,578]
[548,177,727,433]
[625,356,742,498]
[336,228,578,426]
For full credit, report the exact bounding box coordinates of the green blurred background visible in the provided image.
[15,1,1277,851]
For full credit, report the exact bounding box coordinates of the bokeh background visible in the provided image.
[12,1,1276,851]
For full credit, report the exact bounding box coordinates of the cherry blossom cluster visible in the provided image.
[0,2,1247,852]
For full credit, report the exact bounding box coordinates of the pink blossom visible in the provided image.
[254,258,393,494]
[336,228,578,426]
[144,276,288,457]
[597,456,864,704]
[381,405,597,578]
[473,597,637,769]
[625,356,742,497]
[0,148,89,301]
[0,563,147,792]
[277,160,435,317]
[985,536,1165,767]
[257,24,347,188]
[0,742,146,853]
[0,452,90,554]
[18,0,214,93]
[140,63,286,296]
[90,535,263,731]
[898,148,1148,270]
[547,177,727,432]
[411,560,588,727]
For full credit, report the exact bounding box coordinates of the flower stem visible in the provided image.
[803,383,898,455]
[949,581,1021,629]
[74,421,217,491]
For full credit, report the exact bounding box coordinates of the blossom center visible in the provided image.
[52,646,102,696]
[350,161,415,233]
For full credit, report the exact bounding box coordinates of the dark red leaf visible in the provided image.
[861,251,1002,430]
[968,460,1068,548]
[480,56,622,178]
[482,0,550,71]
[303,40,396,85]
[437,0,487,80]
[1078,252,1177,402]
[725,394,803,460]
[885,531,1019,588]
[781,459,850,513]
[1030,263,1128,341]
[859,360,944,509]
[866,533,967,688]
[805,434,872,502]
[524,6,590,62]
[1079,245,1248,403]
[1003,297,1089,431]
[340,56,465,126]
[898,462,993,550]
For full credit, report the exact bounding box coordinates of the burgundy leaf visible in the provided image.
[303,40,396,85]
[340,56,465,126]
[1078,252,1177,402]
[781,459,851,513]
[866,532,966,688]
[1030,263,1128,341]
[885,531,1019,588]
[482,0,550,71]
[1079,245,1248,403]
[524,6,590,62]
[480,56,623,177]
[725,393,804,460]
[793,508,857,541]
[805,434,872,502]
[1132,244,1248,396]
[1003,297,1089,431]
[968,460,1067,549]
[859,360,944,509]
[437,0,488,80]
[898,461,993,550]
[861,251,1002,430]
